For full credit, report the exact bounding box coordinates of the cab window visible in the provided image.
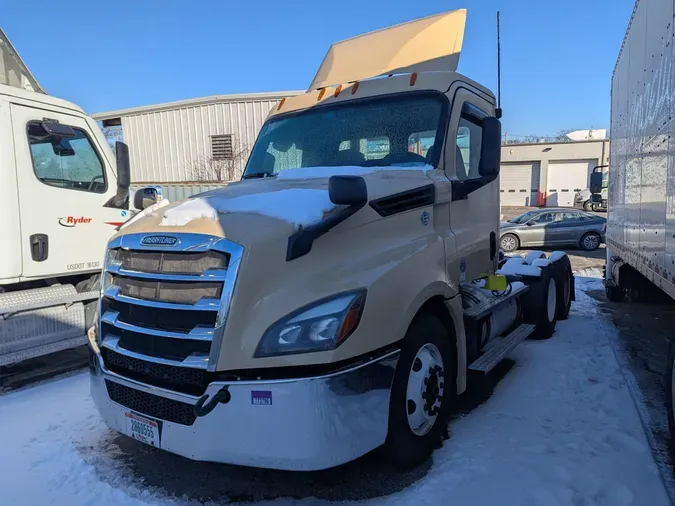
[27,122,106,193]
[455,105,486,180]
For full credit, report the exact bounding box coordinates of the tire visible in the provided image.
[528,276,558,340]
[553,256,573,320]
[500,234,519,253]
[667,341,675,456]
[384,314,456,469]
[605,284,624,302]
[583,200,593,211]
[580,232,601,251]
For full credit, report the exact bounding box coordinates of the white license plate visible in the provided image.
[125,411,160,447]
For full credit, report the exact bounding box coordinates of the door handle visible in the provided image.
[30,234,49,262]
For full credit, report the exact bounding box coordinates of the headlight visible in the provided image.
[254,291,366,358]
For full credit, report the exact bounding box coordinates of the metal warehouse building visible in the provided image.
[94,93,609,207]
[93,91,302,198]
[500,139,609,207]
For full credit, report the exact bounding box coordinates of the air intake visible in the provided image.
[369,184,435,217]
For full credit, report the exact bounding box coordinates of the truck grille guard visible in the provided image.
[99,233,244,395]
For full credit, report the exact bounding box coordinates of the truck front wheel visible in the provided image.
[385,314,456,469]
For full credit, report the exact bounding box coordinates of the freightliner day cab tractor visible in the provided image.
[596,0,675,451]
[0,28,159,367]
[89,9,576,470]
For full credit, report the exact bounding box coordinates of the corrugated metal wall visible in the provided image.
[124,99,281,183]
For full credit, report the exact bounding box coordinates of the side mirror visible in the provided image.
[590,171,603,194]
[478,116,502,179]
[134,186,162,210]
[329,175,368,206]
[111,141,131,208]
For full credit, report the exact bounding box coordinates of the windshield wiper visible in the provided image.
[242,172,276,180]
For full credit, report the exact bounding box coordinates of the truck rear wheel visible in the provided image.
[528,276,557,340]
[553,256,573,320]
[385,314,456,469]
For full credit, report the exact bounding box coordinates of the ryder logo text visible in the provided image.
[58,216,93,227]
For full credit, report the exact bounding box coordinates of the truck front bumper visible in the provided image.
[89,347,399,471]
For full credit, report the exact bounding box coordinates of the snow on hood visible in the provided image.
[119,199,171,231]
[160,188,335,229]
[158,165,435,228]
[275,164,434,180]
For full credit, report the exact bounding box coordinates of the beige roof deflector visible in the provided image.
[308,9,466,91]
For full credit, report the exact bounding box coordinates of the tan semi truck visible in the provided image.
[88,9,575,470]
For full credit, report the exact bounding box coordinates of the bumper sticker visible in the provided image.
[251,390,272,406]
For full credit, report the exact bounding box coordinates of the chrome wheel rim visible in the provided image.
[406,343,444,436]
[501,236,517,251]
[583,234,599,250]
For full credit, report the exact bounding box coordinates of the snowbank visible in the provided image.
[0,274,670,505]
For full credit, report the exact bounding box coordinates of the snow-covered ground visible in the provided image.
[0,273,671,506]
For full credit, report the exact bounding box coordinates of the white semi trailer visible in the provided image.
[598,0,675,447]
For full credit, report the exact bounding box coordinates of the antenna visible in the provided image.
[496,11,503,119]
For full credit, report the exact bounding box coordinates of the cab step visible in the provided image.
[463,283,528,320]
[468,323,535,373]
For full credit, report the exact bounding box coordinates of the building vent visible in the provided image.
[211,134,233,160]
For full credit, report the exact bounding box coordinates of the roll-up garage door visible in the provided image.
[499,162,541,206]
[545,160,595,207]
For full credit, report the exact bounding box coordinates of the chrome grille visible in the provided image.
[100,233,243,393]
[106,380,197,425]
[102,348,207,395]
[111,249,229,275]
[111,275,222,305]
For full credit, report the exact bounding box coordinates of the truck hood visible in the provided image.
[113,165,444,370]
[115,165,438,249]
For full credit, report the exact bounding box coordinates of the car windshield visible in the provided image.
[243,94,445,178]
[509,210,540,224]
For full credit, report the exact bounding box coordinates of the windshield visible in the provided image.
[509,210,540,224]
[243,94,445,177]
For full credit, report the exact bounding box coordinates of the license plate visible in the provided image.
[125,411,160,447]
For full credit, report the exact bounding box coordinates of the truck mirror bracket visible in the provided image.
[451,176,495,200]
[286,202,366,261]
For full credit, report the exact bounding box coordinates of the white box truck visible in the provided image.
[597,0,675,448]
[0,28,159,366]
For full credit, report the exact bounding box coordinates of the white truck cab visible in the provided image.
[0,28,159,366]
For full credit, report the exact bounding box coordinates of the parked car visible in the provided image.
[500,208,606,252]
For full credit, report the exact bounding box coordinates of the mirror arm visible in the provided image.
[451,175,497,200]
[286,202,365,261]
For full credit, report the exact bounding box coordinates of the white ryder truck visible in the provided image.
[0,28,159,366]
[597,0,675,449]
[89,9,575,470]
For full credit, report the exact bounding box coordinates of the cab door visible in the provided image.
[11,104,127,279]
[444,87,498,282]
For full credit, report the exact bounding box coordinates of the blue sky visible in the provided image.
[4,0,634,137]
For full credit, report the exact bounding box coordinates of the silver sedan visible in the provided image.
[500,208,606,252]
